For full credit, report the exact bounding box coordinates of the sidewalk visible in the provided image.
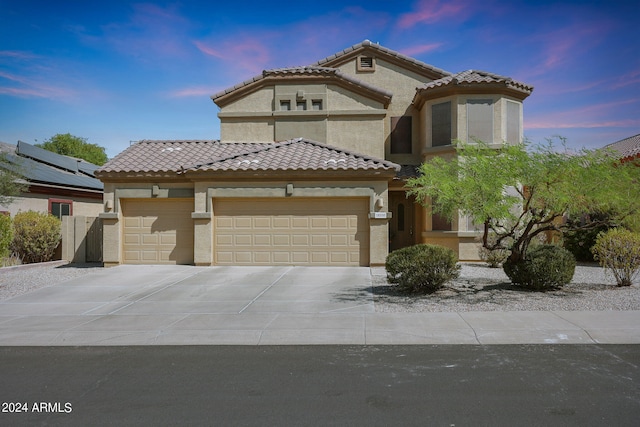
[0,265,638,345]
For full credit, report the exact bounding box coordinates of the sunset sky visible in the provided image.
[1,0,638,158]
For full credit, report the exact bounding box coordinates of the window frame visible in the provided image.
[49,198,73,219]
[466,99,494,143]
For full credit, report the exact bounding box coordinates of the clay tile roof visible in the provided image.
[96,140,224,175]
[604,133,640,162]
[313,40,452,78]
[211,65,392,104]
[183,138,400,174]
[96,139,400,177]
[418,69,533,95]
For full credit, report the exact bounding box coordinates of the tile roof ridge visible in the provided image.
[289,138,401,171]
[312,39,452,77]
[180,141,288,173]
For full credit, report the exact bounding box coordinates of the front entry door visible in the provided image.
[389,192,415,252]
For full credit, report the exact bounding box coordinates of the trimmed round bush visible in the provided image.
[385,244,460,293]
[591,228,640,287]
[11,211,61,264]
[503,244,576,290]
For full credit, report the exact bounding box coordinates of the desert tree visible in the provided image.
[406,139,640,264]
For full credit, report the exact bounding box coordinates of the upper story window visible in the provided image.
[357,55,376,72]
[432,101,452,147]
[311,100,323,111]
[390,116,412,154]
[280,100,291,111]
[296,101,307,111]
[49,198,72,219]
[467,99,493,143]
[506,100,521,143]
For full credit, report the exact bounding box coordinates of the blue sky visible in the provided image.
[1,0,638,158]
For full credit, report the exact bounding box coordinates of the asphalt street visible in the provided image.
[1,345,639,426]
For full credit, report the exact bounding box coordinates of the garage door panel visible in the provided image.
[213,198,369,266]
[121,199,194,265]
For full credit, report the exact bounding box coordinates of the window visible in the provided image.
[296,101,307,111]
[506,100,521,144]
[49,199,72,219]
[432,212,451,231]
[390,116,412,154]
[467,99,493,143]
[280,100,291,111]
[432,101,452,147]
[357,55,375,72]
[311,100,323,111]
[397,204,405,232]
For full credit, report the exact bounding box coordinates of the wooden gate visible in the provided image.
[61,216,103,263]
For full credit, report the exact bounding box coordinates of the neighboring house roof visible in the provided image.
[96,139,400,177]
[212,66,393,107]
[313,39,451,80]
[414,69,533,105]
[0,141,103,191]
[604,133,640,162]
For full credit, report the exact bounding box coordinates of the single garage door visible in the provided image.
[214,198,369,266]
[121,198,194,264]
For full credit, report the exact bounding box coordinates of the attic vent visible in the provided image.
[357,55,375,72]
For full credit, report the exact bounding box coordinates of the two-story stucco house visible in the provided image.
[96,40,533,267]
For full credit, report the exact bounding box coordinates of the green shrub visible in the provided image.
[563,212,615,262]
[591,228,640,287]
[478,246,510,268]
[385,244,460,293]
[11,211,61,264]
[0,214,11,259]
[503,245,576,291]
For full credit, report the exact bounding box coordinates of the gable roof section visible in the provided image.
[0,141,103,191]
[414,70,534,104]
[96,139,400,178]
[313,40,451,81]
[212,66,392,107]
[604,133,640,162]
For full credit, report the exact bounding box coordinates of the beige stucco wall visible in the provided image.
[0,194,103,217]
[327,117,385,158]
[335,57,434,166]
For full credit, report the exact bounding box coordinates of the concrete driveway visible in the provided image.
[1,265,639,345]
[0,265,376,345]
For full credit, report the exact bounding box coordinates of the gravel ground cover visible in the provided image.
[0,261,102,301]
[1,262,638,312]
[373,263,640,312]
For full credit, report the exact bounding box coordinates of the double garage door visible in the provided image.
[121,197,369,266]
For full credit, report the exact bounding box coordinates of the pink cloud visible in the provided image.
[397,0,471,28]
[0,70,77,100]
[525,99,640,130]
[81,3,194,61]
[399,43,444,57]
[194,37,271,75]
[0,50,38,60]
[168,86,216,98]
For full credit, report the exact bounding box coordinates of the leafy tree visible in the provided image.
[37,133,108,166]
[0,152,28,206]
[406,139,640,265]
